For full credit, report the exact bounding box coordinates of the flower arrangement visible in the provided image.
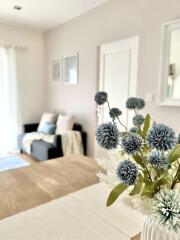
[94,91,180,233]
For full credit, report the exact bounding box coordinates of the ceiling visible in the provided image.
[0,0,108,32]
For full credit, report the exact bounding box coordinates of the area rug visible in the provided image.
[0,155,30,172]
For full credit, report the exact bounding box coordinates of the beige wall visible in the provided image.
[0,23,45,124]
[45,0,180,156]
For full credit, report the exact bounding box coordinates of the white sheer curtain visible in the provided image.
[0,47,20,154]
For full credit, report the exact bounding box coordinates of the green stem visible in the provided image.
[134,108,138,116]
[107,101,111,111]
[157,151,163,179]
[139,151,152,182]
[137,124,142,133]
[117,116,127,131]
[171,162,180,189]
[133,109,142,133]
[107,101,115,124]
[106,101,127,131]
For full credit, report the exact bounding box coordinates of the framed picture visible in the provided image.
[50,58,62,85]
[63,53,78,85]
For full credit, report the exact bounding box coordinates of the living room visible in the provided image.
[0,0,180,239]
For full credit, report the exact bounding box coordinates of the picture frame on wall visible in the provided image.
[63,53,78,85]
[50,58,62,85]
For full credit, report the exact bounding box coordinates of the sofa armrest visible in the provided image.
[33,140,53,149]
[53,135,61,147]
[31,140,63,161]
[23,123,39,133]
[81,132,87,155]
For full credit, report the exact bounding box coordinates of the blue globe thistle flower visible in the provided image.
[109,108,122,119]
[117,160,138,186]
[147,123,176,151]
[137,98,145,110]
[129,127,139,134]
[94,91,108,105]
[152,189,180,233]
[121,134,142,155]
[126,97,145,110]
[148,150,169,169]
[133,115,144,126]
[96,122,119,150]
[126,97,139,110]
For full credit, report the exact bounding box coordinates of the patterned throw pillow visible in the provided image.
[38,113,58,132]
[38,122,56,135]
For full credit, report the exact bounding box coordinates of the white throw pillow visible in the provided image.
[55,115,74,135]
[38,113,58,132]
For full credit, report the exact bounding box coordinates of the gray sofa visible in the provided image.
[18,123,87,161]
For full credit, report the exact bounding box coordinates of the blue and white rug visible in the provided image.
[0,156,30,172]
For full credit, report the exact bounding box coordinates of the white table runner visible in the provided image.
[0,183,145,240]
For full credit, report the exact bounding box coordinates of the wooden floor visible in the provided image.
[0,154,101,220]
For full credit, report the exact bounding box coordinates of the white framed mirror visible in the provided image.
[159,19,180,106]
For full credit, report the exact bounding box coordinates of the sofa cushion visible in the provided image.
[38,113,57,132]
[55,115,74,135]
[38,122,56,135]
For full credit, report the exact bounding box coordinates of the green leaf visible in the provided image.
[177,169,180,182]
[133,154,144,168]
[130,177,143,196]
[168,144,180,163]
[155,175,169,189]
[142,114,150,137]
[107,183,128,207]
[156,176,169,186]
[141,175,169,197]
[141,182,155,198]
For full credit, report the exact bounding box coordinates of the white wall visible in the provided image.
[0,23,45,125]
[44,0,180,156]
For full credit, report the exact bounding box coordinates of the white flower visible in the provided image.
[96,150,121,187]
[152,189,180,233]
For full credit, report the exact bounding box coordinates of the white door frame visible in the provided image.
[97,36,139,127]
